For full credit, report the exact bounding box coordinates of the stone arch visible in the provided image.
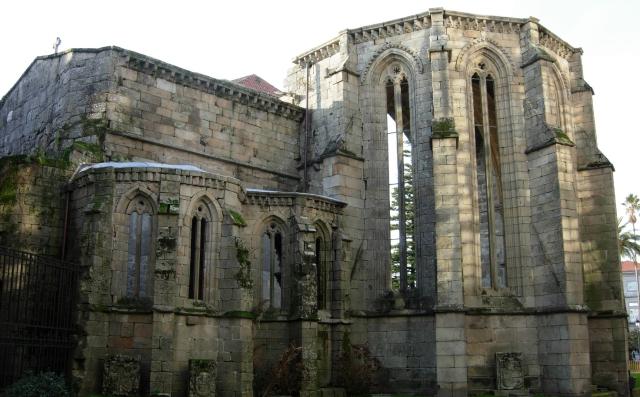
[183,191,222,304]
[360,42,424,84]
[313,219,331,311]
[183,191,222,226]
[461,43,526,294]
[455,37,517,76]
[257,215,289,310]
[115,185,158,214]
[546,62,574,137]
[112,187,158,300]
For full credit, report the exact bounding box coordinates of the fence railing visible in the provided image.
[631,360,640,372]
[0,246,80,389]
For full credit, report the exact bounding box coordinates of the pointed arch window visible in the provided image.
[385,65,415,292]
[262,222,284,309]
[189,203,212,301]
[472,70,506,288]
[126,196,154,298]
[315,225,330,311]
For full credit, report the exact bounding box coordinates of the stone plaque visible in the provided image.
[102,355,140,396]
[496,352,524,390]
[189,359,217,397]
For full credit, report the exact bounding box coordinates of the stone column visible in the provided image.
[520,18,590,396]
[290,214,319,396]
[149,172,181,394]
[429,8,467,397]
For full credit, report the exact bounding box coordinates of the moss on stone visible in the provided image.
[228,209,247,227]
[234,237,253,289]
[72,141,104,162]
[431,117,458,139]
[223,310,257,319]
[554,128,574,146]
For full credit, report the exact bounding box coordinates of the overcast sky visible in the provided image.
[2,0,638,220]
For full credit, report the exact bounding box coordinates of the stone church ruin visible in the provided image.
[0,8,628,397]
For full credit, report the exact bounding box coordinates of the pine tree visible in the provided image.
[390,149,415,290]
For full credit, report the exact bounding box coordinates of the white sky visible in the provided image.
[2,0,638,221]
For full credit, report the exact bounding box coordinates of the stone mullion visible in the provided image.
[394,79,408,292]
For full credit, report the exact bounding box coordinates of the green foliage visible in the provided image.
[229,209,247,227]
[2,371,70,397]
[431,117,457,138]
[624,194,640,227]
[553,128,574,145]
[224,310,257,319]
[619,218,640,260]
[234,238,254,289]
[390,149,415,290]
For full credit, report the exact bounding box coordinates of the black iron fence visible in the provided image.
[0,246,80,389]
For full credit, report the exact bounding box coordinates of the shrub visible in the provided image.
[336,332,383,395]
[2,371,70,397]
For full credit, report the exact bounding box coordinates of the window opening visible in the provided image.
[386,71,414,292]
[126,198,153,298]
[262,223,283,309]
[472,71,507,288]
[316,236,327,310]
[188,205,210,300]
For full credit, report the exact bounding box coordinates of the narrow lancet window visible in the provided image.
[262,223,283,309]
[386,70,414,292]
[472,71,507,288]
[316,236,327,310]
[188,204,210,300]
[126,197,153,298]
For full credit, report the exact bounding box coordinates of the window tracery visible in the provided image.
[262,222,284,309]
[471,67,507,289]
[125,196,154,298]
[189,203,212,301]
[384,63,415,292]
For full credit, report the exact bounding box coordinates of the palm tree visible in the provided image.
[623,194,640,325]
[618,218,640,259]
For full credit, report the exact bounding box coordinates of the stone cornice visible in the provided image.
[122,48,305,121]
[71,163,238,191]
[538,23,578,60]
[444,10,524,34]
[245,189,346,213]
[292,37,341,66]
[348,12,432,45]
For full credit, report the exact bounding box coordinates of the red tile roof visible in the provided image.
[622,261,639,272]
[232,74,282,97]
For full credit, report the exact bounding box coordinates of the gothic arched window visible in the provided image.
[471,70,506,289]
[189,203,212,301]
[385,64,415,292]
[315,223,330,311]
[125,195,154,298]
[262,222,284,309]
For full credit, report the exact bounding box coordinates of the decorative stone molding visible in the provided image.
[444,11,523,34]
[245,189,346,213]
[188,359,217,397]
[349,13,431,44]
[360,42,424,84]
[124,49,305,122]
[496,352,524,390]
[71,164,238,192]
[293,37,341,66]
[538,24,576,60]
[454,36,518,73]
[102,355,140,397]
